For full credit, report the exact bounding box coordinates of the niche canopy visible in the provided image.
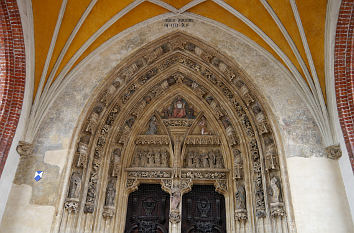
[60,32,290,233]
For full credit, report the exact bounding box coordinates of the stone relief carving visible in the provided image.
[135,135,170,145]
[16,141,33,157]
[184,149,224,169]
[181,170,227,180]
[128,170,172,179]
[131,149,170,168]
[104,179,116,207]
[184,135,221,145]
[111,148,121,177]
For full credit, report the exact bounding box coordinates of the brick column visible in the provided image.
[334,0,354,172]
[0,1,26,177]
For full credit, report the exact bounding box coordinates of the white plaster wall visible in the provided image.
[0,184,55,233]
[287,157,354,233]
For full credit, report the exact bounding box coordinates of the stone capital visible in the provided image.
[325,144,342,160]
[16,141,33,157]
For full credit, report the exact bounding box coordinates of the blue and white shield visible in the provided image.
[34,171,43,182]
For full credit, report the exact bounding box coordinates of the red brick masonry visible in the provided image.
[0,0,26,177]
[334,0,354,172]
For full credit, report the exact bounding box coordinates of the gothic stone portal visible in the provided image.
[61,32,289,233]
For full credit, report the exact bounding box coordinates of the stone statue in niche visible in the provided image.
[265,144,278,170]
[104,180,116,207]
[140,150,148,167]
[269,176,282,203]
[199,116,209,135]
[154,150,161,166]
[146,116,158,135]
[201,153,209,168]
[68,172,81,199]
[112,148,121,177]
[233,149,243,179]
[235,184,246,210]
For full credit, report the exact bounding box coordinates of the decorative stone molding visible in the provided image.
[185,135,221,145]
[214,179,228,194]
[102,206,115,219]
[325,144,342,160]
[135,135,170,145]
[16,141,33,157]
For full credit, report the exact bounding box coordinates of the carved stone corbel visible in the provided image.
[214,179,228,194]
[64,198,79,213]
[16,141,33,157]
[102,206,115,219]
[270,202,285,217]
[325,144,342,160]
[126,178,139,193]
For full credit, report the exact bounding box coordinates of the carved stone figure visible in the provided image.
[161,149,169,167]
[171,180,182,210]
[195,154,202,168]
[265,144,278,170]
[112,148,121,177]
[235,184,246,210]
[326,144,342,160]
[146,116,158,135]
[199,116,209,135]
[85,112,99,133]
[132,151,141,167]
[147,151,155,167]
[208,151,215,168]
[202,153,209,168]
[104,180,116,207]
[140,151,148,167]
[270,176,281,203]
[215,152,224,169]
[68,172,81,199]
[154,150,161,166]
[187,151,194,168]
[233,149,243,179]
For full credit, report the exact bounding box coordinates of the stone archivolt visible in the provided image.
[60,32,289,233]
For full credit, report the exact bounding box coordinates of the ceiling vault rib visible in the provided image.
[38,0,98,118]
[259,0,318,103]
[147,0,178,13]
[178,0,207,13]
[26,0,145,141]
[211,0,331,145]
[289,0,332,144]
[30,0,68,130]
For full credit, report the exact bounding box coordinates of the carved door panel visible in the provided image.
[182,185,226,233]
[124,184,170,233]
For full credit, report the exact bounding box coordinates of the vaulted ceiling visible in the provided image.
[31,0,327,103]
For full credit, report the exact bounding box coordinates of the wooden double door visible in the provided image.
[124,184,226,233]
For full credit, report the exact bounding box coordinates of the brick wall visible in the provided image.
[334,0,354,172]
[0,1,26,177]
